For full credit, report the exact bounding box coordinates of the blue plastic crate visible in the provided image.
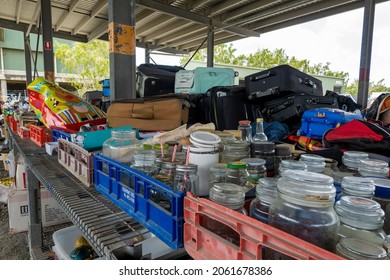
[100,79,110,97]
[52,129,72,142]
[94,154,185,249]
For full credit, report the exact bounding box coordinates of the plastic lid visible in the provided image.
[335,196,384,229]
[238,120,251,125]
[337,237,388,259]
[241,158,266,166]
[190,131,221,145]
[227,161,248,169]
[277,170,335,205]
[209,182,245,209]
[371,177,390,199]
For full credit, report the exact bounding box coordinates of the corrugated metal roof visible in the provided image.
[0,0,388,54]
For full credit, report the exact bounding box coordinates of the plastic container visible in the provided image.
[16,126,29,140]
[335,196,386,246]
[29,124,53,147]
[94,154,186,249]
[268,170,339,258]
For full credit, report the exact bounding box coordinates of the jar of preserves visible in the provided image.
[241,158,267,189]
[337,176,375,200]
[336,237,388,260]
[335,195,386,246]
[358,159,389,178]
[249,178,278,224]
[267,170,339,259]
[102,130,142,164]
[299,153,326,173]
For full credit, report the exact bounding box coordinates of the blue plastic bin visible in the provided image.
[94,154,185,249]
[52,129,72,142]
[100,79,110,97]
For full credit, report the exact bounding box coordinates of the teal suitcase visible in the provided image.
[175,67,237,94]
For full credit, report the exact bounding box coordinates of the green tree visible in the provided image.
[54,40,109,96]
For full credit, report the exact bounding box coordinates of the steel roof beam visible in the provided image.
[208,0,253,17]
[135,0,260,37]
[136,14,173,35]
[178,31,233,50]
[154,24,206,46]
[55,0,82,32]
[88,22,108,41]
[72,0,108,35]
[222,0,280,22]
[16,0,23,24]
[142,19,192,42]
[26,2,40,37]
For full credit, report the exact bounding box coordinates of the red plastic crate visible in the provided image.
[29,124,52,147]
[9,116,19,132]
[17,126,29,139]
[57,139,94,187]
[183,192,344,260]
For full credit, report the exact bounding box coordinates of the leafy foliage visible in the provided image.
[54,40,109,95]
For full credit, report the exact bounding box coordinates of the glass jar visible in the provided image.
[102,130,142,164]
[338,176,375,200]
[274,146,293,176]
[153,160,178,186]
[249,178,278,224]
[208,163,227,190]
[238,120,252,143]
[267,170,339,259]
[340,151,369,174]
[335,196,386,246]
[172,164,199,195]
[220,140,250,164]
[250,142,275,177]
[331,171,355,201]
[336,237,388,260]
[299,153,326,173]
[130,150,157,176]
[241,158,267,189]
[278,159,307,177]
[226,161,250,190]
[358,159,389,178]
[203,183,247,246]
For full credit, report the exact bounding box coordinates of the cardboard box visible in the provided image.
[7,188,69,234]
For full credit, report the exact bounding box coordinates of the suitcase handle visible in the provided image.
[299,77,317,90]
[311,97,336,105]
[248,87,279,100]
[250,70,274,81]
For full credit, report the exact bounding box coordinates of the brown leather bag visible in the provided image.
[106,94,189,131]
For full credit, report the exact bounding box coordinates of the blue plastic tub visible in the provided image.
[100,79,110,97]
[94,154,185,249]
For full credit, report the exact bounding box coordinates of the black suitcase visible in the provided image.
[325,90,362,113]
[261,93,338,122]
[245,64,323,101]
[136,64,184,97]
[204,86,254,130]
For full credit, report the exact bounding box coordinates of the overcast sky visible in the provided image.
[139,1,390,85]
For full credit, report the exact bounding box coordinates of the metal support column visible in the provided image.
[24,33,33,85]
[357,0,375,109]
[26,166,43,249]
[40,0,55,82]
[108,0,136,100]
[207,26,214,67]
[145,44,150,64]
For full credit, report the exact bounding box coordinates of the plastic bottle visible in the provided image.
[252,118,268,143]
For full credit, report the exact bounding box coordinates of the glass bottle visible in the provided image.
[241,158,267,189]
[238,120,252,143]
[335,195,386,246]
[130,150,157,176]
[299,153,326,173]
[250,142,275,177]
[338,176,375,200]
[340,151,369,174]
[278,159,307,177]
[267,170,339,259]
[358,159,389,178]
[249,178,278,224]
[102,130,141,164]
[203,183,248,247]
[336,237,388,260]
[208,163,227,190]
[172,163,199,195]
[252,118,268,143]
[226,161,250,190]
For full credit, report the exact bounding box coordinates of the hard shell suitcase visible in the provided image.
[204,86,254,130]
[136,64,184,97]
[175,67,237,94]
[261,93,338,123]
[298,108,363,139]
[245,64,323,101]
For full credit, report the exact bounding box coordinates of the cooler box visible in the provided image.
[298,108,363,139]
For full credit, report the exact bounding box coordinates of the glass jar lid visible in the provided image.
[336,237,388,260]
[256,178,278,203]
[175,163,198,173]
[209,182,245,209]
[241,158,266,166]
[341,176,375,196]
[335,196,384,229]
[277,170,335,205]
[160,161,178,169]
[227,161,248,169]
